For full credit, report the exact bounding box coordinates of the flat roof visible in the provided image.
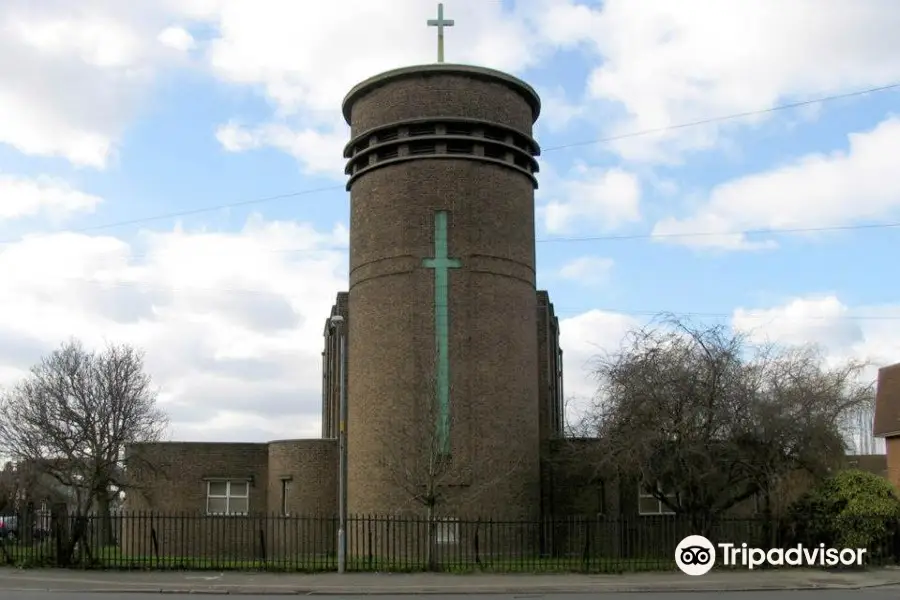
[342,63,542,124]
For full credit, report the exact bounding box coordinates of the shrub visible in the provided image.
[785,469,900,553]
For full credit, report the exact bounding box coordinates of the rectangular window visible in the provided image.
[206,480,249,515]
[409,141,436,155]
[445,123,471,136]
[447,141,474,154]
[638,482,676,515]
[436,517,459,544]
[483,126,506,141]
[483,144,507,160]
[280,479,291,516]
[376,147,399,160]
[377,130,399,143]
[408,124,436,137]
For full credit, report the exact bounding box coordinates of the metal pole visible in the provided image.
[337,320,348,573]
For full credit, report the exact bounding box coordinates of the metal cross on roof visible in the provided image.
[427,3,455,63]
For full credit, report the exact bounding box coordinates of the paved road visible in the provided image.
[1,591,900,599]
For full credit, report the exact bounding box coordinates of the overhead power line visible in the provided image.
[2,219,897,262]
[2,275,898,321]
[541,82,900,152]
[537,221,900,244]
[1,81,896,247]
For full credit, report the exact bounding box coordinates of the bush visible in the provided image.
[785,469,900,553]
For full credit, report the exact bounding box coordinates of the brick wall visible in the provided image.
[536,291,563,444]
[342,66,543,521]
[322,292,348,439]
[122,440,338,560]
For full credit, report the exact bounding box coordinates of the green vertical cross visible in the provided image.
[422,211,461,455]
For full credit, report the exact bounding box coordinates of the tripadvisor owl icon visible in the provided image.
[675,535,716,576]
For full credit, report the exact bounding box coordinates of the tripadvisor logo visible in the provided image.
[675,535,867,576]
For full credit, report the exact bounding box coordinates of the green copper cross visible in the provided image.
[422,211,460,455]
[427,3,454,63]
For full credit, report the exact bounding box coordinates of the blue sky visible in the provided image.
[0,0,897,448]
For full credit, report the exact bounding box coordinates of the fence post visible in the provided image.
[258,525,266,566]
[474,519,480,566]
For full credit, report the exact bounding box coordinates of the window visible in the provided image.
[206,480,249,515]
[376,147,399,160]
[377,129,399,143]
[408,141,436,155]
[483,126,506,141]
[436,517,459,544]
[408,123,436,137]
[280,479,291,516]
[514,154,531,170]
[483,145,507,160]
[638,482,675,515]
[447,141,474,154]
[445,123,471,136]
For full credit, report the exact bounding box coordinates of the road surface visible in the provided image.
[1,591,899,599]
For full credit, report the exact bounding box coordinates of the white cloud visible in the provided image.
[653,117,900,250]
[559,296,900,446]
[216,121,348,178]
[0,1,205,167]
[204,0,543,116]
[732,295,900,373]
[0,215,348,442]
[558,256,614,286]
[533,0,900,162]
[733,295,898,451]
[214,121,257,152]
[535,85,585,134]
[558,309,640,427]
[0,175,102,222]
[157,26,196,52]
[542,166,641,234]
[198,0,557,172]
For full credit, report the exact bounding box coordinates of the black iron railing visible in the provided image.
[1,513,897,572]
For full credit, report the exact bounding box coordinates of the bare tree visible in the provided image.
[0,339,168,561]
[376,388,523,570]
[0,463,16,515]
[577,316,872,534]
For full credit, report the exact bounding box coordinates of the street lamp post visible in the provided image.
[329,315,348,573]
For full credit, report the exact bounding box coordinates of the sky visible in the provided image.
[0,0,897,449]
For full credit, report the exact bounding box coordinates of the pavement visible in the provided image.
[0,568,899,595]
[4,593,900,600]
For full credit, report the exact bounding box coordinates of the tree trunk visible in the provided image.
[96,492,115,546]
[762,479,776,549]
[426,504,437,572]
[21,501,34,545]
[690,512,715,540]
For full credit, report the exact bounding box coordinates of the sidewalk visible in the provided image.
[0,568,899,595]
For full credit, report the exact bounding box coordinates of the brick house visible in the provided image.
[874,362,900,487]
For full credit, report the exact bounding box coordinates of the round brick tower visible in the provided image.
[342,64,542,520]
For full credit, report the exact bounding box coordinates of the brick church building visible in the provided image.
[122,58,893,562]
[122,62,603,546]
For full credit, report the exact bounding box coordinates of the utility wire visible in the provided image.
[0,186,343,245]
[541,82,900,152]
[538,220,900,244]
[1,81,897,246]
[1,274,897,321]
[6,219,894,262]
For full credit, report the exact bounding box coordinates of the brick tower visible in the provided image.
[339,63,544,520]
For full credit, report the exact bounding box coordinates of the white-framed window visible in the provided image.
[436,517,459,544]
[638,482,676,515]
[206,480,249,515]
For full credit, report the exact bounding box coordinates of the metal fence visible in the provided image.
[1,513,898,572]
